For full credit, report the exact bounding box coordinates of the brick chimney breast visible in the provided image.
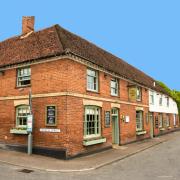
[22,16,35,34]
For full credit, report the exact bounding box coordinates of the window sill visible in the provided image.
[86,89,99,94]
[167,126,172,130]
[136,130,146,135]
[174,125,178,128]
[83,137,106,146]
[159,128,165,131]
[16,84,31,89]
[10,128,28,135]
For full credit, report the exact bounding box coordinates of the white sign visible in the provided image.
[27,115,33,132]
[40,128,61,133]
[125,116,130,123]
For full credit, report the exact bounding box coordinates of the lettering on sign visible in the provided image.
[129,87,137,101]
[40,128,60,133]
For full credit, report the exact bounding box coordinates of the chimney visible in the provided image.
[22,16,35,34]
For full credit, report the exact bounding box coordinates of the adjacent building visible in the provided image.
[0,17,179,159]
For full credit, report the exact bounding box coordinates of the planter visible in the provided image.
[136,130,147,135]
[83,137,106,146]
[10,129,28,135]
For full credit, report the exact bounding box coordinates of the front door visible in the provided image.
[149,112,154,138]
[112,108,120,144]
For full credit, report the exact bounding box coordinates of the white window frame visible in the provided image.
[84,106,101,139]
[159,94,163,106]
[111,78,118,96]
[136,87,142,101]
[166,114,170,127]
[136,111,143,131]
[173,114,176,126]
[159,113,163,128]
[87,69,98,92]
[150,91,154,105]
[17,67,31,87]
[16,105,30,128]
[166,97,169,107]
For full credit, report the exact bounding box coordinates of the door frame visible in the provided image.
[111,108,120,145]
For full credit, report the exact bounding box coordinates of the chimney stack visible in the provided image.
[22,16,35,34]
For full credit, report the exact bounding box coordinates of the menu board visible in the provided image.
[105,111,111,127]
[46,106,56,125]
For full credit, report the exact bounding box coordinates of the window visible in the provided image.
[84,106,101,138]
[17,67,31,87]
[16,105,30,127]
[136,87,142,101]
[159,95,163,106]
[136,111,143,131]
[166,114,170,127]
[46,105,57,126]
[87,69,98,92]
[166,97,169,107]
[111,78,118,96]
[150,91,154,104]
[159,113,163,128]
[173,114,176,126]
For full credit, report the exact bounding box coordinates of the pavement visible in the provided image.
[0,131,179,173]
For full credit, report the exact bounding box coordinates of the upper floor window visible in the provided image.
[87,69,98,92]
[159,94,163,106]
[166,97,169,107]
[150,91,154,104]
[17,67,31,87]
[136,87,142,101]
[111,78,118,96]
[16,105,30,128]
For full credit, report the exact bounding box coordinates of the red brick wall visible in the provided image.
[0,58,178,157]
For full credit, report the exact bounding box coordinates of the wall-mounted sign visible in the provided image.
[125,116,130,123]
[105,111,111,127]
[27,114,33,133]
[128,87,137,101]
[40,128,60,133]
[46,105,56,126]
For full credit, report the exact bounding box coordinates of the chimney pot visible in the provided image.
[22,16,35,34]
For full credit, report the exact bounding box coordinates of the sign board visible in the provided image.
[129,87,137,101]
[46,106,56,125]
[125,116,130,123]
[105,111,111,127]
[27,114,33,133]
[40,128,60,133]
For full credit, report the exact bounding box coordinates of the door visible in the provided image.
[149,112,154,138]
[112,108,120,144]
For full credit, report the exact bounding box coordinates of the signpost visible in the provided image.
[28,90,33,155]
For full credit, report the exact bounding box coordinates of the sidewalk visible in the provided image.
[0,131,179,172]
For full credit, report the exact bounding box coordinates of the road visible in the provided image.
[0,135,180,180]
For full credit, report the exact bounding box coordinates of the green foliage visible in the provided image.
[157,81,180,115]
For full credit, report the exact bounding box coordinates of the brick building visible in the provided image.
[0,17,179,159]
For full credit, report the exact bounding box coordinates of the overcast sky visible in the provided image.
[0,0,179,90]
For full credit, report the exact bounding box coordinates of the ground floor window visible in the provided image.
[136,111,143,131]
[166,114,170,127]
[16,105,30,127]
[159,113,163,128]
[84,106,101,138]
[173,114,176,126]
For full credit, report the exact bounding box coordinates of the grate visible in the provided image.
[18,169,34,173]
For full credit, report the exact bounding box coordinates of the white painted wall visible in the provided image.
[149,90,178,114]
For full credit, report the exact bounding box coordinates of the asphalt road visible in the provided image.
[0,135,180,180]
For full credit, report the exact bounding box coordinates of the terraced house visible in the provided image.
[0,17,179,159]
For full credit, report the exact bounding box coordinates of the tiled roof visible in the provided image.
[0,24,167,94]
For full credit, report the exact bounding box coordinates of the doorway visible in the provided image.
[112,108,120,144]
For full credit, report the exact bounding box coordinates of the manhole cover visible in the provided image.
[18,169,34,173]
